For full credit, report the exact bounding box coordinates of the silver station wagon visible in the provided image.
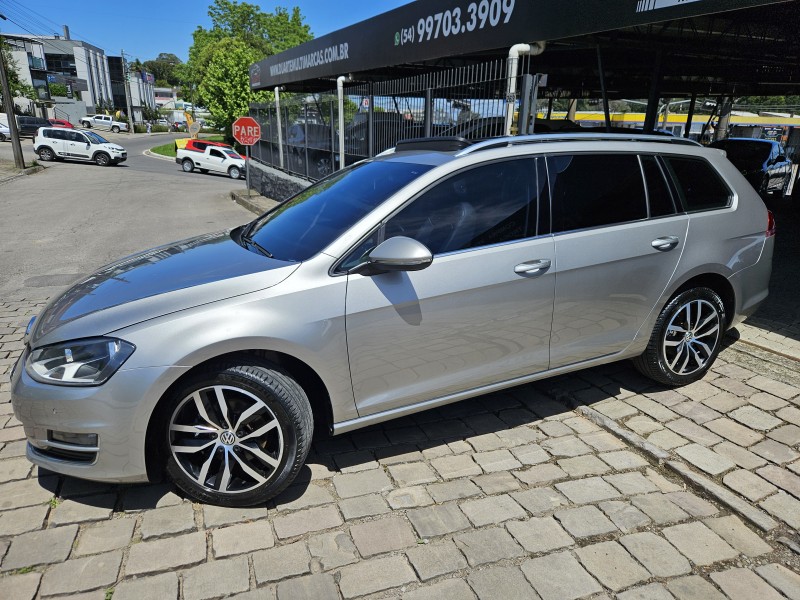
[11,133,775,506]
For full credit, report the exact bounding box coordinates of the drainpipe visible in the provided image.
[337,75,351,170]
[505,42,546,136]
[275,86,284,169]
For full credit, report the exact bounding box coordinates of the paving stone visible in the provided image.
[575,540,649,592]
[339,493,390,519]
[212,519,275,557]
[555,505,617,538]
[604,472,659,495]
[667,418,723,446]
[0,572,40,600]
[778,406,800,427]
[599,501,651,532]
[790,460,800,476]
[274,482,335,511]
[467,566,543,599]
[702,391,748,413]
[426,479,481,503]
[113,572,180,600]
[473,449,523,473]
[515,463,568,485]
[600,451,651,471]
[139,502,196,540]
[407,503,471,538]
[387,485,434,509]
[645,388,688,407]
[538,420,574,437]
[705,418,764,446]
[748,375,799,400]
[338,555,417,598]
[467,432,507,452]
[75,517,136,557]
[512,487,569,515]
[723,469,778,501]
[387,462,438,487]
[751,439,800,464]
[406,539,468,581]
[666,575,727,600]
[768,424,800,446]
[334,450,378,473]
[511,443,550,465]
[672,401,722,424]
[624,415,664,436]
[307,531,358,570]
[121,483,183,511]
[631,493,690,524]
[647,429,689,450]
[350,516,417,557]
[1,524,78,570]
[472,471,521,494]
[595,400,639,419]
[750,393,790,411]
[713,441,768,469]
[126,531,207,576]
[580,430,628,452]
[273,504,342,539]
[665,491,718,517]
[662,521,739,566]
[202,504,269,528]
[760,491,800,529]
[430,454,482,480]
[675,443,736,475]
[710,567,786,600]
[729,406,783,431]
[755,563,800,600]
[276,573,338,600]
[376,445,425,466]
[541,436,593,457]
[557,455,610,477]
[704,514,772,556]
[555,476,620,504]
[0,456,32,483]
[454,527,525,566]
[332,468,393,498]
[0,504,49,536]
[644,468,682,493]
[496,426,545,447]
[0,476,58,511]
[461,494,526,527]
[39,550,122,596]
[252,540,311,583]
[617,583,674,600]
[619,531,691,577]
[757,465,800,500]
[404,578,476,600]
[179,557,250,600]
[507,515,574,553]
[522,551,603,600]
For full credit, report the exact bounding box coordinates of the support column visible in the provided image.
[683,92,697,139]
[643,51,663,134]
[596,46,611,133]
[714,96,733,141]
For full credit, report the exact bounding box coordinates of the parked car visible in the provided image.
[710,138,793,197]
[11,133,774,506]
[176,143,244,178]
[48,118,75,129]
[34,127,127,166]
[0,121,9,141]
[156,118,169,126]
[16,115,51,138]
[79,114,129,133]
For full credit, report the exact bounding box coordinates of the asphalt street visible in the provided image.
[0,131,253,300]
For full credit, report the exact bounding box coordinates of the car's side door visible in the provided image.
[67,131,93,160]
[547,153,690,368]
[344,157,556,417]
[206,148,227,173]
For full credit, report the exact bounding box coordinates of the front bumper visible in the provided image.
[11,349,187,484]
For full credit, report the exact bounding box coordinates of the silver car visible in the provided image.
[11,134,775,506]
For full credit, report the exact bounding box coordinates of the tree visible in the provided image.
[144,53,183,87]
[0,40,36,104]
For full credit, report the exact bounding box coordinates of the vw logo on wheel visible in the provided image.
[220,431,236,446]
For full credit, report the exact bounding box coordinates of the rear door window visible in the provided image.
[662,156,732,212]
[641,156,676,217]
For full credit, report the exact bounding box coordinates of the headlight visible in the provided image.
[25,338,135,386]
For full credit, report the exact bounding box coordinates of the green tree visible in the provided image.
[0,40,36,104]
[143,53,183,87]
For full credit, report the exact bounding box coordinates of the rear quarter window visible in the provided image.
[662,156,732,212]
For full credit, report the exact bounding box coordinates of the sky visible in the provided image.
[0,0,413,62]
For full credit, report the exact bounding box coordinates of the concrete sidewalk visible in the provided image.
[0,159,44,185]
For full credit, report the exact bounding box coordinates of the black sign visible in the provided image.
[251,0,786,89]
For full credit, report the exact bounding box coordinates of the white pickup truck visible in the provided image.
[79,115,129,133]
[176,144,245,179]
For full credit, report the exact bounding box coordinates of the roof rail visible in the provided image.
[455,133,701,156]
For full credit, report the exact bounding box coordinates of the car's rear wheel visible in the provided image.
[228,166,241,179]
[0,133,6,142]
[82,122,91,128]
[94,152,110,166]
[634,287,725,386]
[182,159,194,173]
[37,147,55,161]
[161,359,313,506]
[111,126,120,133]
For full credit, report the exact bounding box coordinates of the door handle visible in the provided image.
[651,236,680,252]
[514,259,551,276]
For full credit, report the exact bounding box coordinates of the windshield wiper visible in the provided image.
[240,232,274,258]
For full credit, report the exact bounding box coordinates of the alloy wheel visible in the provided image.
[662,299,721,376]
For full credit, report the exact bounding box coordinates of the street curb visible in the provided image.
[230,190,279,215]
[0,163,45,185]
[576,404,779,532]
[143,149,176,162]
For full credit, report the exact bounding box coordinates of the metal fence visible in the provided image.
[249,56,538,181]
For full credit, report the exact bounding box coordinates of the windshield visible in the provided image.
[224,149,241,159]
[85,131,109,144]
[713,140,771,169]
[244,160,433,262]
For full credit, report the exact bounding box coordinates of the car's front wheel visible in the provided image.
[82,122,91,128]
[94,152,110,166]
[228,166,241,179]
[160,359,313,506]
[182,159,194,173]
[0,132,6,142]
[111,126,120,133]
[37,147,55,161]
[634,287,725,386]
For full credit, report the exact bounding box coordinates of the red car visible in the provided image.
[48,118,75,129]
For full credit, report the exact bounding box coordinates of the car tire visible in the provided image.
[37,147,55,162]
[0,133,6,142]
[228,166,241,179]
[111,126,120,133]
[82,122,91,128]
[160,358,313,507]
[633,287,725,387]
[94,152,111,166]
[182,159,194,173]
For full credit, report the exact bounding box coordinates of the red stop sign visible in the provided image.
[233,116,261,146]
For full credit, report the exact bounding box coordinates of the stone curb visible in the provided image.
[577,404,779,533]
[142,149,175,162]
[0,163,45,185]
[230,190,279,215]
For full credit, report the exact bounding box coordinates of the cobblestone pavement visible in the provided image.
[1,297,799,600]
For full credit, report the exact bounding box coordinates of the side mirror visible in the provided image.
[351,236,433,276]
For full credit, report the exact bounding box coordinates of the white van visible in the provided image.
[34,127,127,166]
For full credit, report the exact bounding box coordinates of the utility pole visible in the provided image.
[121,49,135,134]
[0,14,25,168]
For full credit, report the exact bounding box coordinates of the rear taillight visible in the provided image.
[766,210,776,238]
